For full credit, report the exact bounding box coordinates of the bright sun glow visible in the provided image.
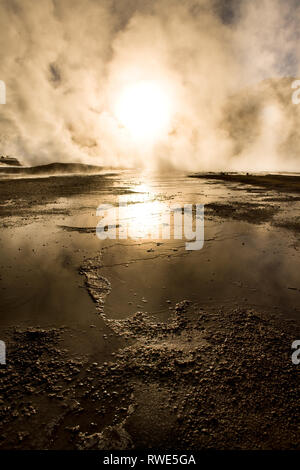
[114,80,172,143]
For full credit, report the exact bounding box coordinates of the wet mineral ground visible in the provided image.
[0,168,299,449]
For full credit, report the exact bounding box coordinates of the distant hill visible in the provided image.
[0,162,104,175]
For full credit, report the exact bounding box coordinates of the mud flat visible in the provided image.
[189,172,300,194]
[0,169,300,449]
[190,173,300,233]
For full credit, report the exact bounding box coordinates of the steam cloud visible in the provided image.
[0,0,300,171]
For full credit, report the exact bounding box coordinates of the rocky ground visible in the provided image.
[0,300,299,450]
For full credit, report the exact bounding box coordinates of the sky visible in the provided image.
[1,0,300,171]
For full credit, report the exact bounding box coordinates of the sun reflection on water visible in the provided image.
[119,183,168,239]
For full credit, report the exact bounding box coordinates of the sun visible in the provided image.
[114,80,172,143]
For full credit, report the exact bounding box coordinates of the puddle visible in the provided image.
[97,221,300,322]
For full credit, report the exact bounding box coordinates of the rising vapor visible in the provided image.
[0,0,300,171]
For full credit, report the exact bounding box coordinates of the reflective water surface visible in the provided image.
[0,170,299,336]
